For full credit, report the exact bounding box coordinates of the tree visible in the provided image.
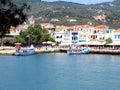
[3,38,14,46]
[14,25,55,45]
[105,37,113,44]
[14,36,25,44]
[48,37,55,42]
[0,0,29,46]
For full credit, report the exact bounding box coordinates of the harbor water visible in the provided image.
[0,53,120,90]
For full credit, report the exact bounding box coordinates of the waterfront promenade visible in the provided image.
[0,46,66,55]
[0,47,15,55]
[1,46,120,55]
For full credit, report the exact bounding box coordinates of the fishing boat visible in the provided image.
[13,44,35,56]
[13,35,35,56]
[67,46,90,55]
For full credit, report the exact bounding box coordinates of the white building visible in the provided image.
[112,28,120,45]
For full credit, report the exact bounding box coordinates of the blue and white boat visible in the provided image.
[67,46,90,55]
[14,35,35,56]
[14,45,35,56]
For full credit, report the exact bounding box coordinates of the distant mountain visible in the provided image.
[16,0,120,29]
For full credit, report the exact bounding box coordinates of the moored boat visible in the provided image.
[13,43,35,56]
[67,46,90,55]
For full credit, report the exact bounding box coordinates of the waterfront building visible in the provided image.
[100,29,115,41]
[53,24,114,46]
[88,25,109,45]
[76,25,94,45]
[8,21,120,47]
[113,28,120,45]
[61,29,71,46]
[55,25,70,45]
[71,30,79,44]
[40,23,55,37]
[9,26,21,36]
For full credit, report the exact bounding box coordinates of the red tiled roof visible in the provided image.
[95,25,108,29]
[56,25,68,29]
[115,28,120,32]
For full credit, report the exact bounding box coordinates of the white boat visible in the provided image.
[67,46,90,55]
[14,45,35,56]
[13,35,35,56]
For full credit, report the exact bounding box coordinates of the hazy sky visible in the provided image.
[43,0,114,4]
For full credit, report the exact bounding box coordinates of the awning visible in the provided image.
[42,41,55,45]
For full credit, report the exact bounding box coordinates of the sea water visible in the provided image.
[0,53,120,90]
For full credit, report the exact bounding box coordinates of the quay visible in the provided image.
[90,48,120,54]
[0,47,15,55]
[1,46,120,55]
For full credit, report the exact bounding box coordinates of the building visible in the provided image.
[40,23,55,37]
[113,28,120,45]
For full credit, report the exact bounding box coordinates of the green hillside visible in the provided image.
[15,0,120,29]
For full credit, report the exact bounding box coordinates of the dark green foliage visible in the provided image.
[14,25,55,45]
[0,0,29,38]
[48,37,55,42]
[105,37,112,44]
[3,38,14,46]
[14,36,25,43]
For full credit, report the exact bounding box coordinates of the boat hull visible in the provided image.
[67,47,90,55]
[14,49,35,56]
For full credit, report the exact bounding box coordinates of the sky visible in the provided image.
[43,0,114,4]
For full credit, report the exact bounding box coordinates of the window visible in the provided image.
[56,35,62,38]
[72,37,74,40]
[96,35,97,38]
[72,37,78,40]
[56,36,59,38]
[75,37,78,40]
[60,35,62,38]
[115,35,117,39]
[118,35,120,39]
[72,32,78,35]
[106,30,109,33]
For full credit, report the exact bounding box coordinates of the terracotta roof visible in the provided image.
[55,25,94,31]
[10,25,22,31]
[72,30,79,32]
[68,26,75,30]
[56,25,68,29]
[115,28,120,32]
[95,25,108,29]
[15,25,22,29]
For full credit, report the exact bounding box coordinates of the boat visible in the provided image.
[67,46,90,55]
[13,43,35,56]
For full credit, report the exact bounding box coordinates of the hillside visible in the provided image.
[15,0,120,29]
